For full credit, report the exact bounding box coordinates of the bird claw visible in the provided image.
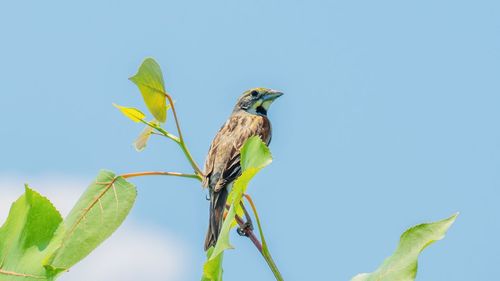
[237,222,253,236]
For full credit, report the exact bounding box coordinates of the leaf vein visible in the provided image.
[0,268,45,279]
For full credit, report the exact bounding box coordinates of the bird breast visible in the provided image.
[202,111,272,190]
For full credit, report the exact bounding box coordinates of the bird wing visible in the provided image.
[203,112,271,192]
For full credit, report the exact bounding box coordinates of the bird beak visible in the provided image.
[263,90,284,101]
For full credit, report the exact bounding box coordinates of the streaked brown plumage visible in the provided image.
[203,87,283,251]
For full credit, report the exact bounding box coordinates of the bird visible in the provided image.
[202,87,283,251]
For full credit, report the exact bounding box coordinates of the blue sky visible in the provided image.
[1,0,499,280]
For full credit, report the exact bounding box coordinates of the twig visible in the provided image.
[121,171,272,273]
[244,194,284,281]
[164,94,203,176]
[121,171,201,181]
[138,115,202,178]
[139,119,179,142]
[228,205,263,253]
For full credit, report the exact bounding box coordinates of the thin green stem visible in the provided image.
[121,171,201,181]
[156,127,180,142]
[164,94,203,176]
[139,119,179,142]
[140,118,202,178]
[177,140,202,176]
[244,194,284,281]
[233,211,263,252]
[140,94,203,177]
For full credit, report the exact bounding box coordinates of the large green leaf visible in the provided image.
[351,213,458,281]
[0,171,136,280]
[44,170,137,272]
[129,58,168,123]
[202,136,272,281]
[0,186,63,281]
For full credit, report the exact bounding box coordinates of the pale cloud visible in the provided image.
[60,221,187,281]
[0,174,188,281]
[0,174,85,223]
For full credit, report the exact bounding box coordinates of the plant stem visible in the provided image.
[177,140,202,176]
[228,203,283,281]
[121,171,201,181]
[139,119,179,142]
[139,116,202,178]
[234,213,262,252]
[244,195,284,281]
[164,94,203,176]
[156,126,180,142]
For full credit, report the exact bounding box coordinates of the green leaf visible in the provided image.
[113,103,146,123]
[45,170,137,271]
[133,120,158,151]
[240,136,272,171]
[0,172,136,281]
[129,58,168,123]
[0,186,63,280]
[351,213,458,281]
[202,137,272,280]
[201,247,224,281]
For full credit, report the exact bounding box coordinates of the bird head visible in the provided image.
[234,87,283,115]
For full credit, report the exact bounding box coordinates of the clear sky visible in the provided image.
[0,1,499,280]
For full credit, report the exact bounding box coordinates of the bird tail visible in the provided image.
[204,187,228,251]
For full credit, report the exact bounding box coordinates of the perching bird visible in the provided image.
[202,87,283,251]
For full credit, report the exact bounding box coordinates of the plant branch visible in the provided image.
[120,169,274,272]
[227,205,262,252]
[121,171,201,181]
[244,194,284,281]
[235,215,262,252]
[139,119,179,142]
[139,115,202,178]
[164,94,203,176]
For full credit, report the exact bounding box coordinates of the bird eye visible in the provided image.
[250,90,258,97]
